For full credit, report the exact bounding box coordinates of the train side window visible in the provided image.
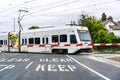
[6,40,8,45]
[29,38,34,44]
[6,40,7,45]
[70,35,77,44]
[46,37,49,44]
[0,40,3,45]
[42,38,45,44]
[60,35,67,42]
[35,37,40,44]
[4,40,7,45]
[22,39,24,45]
[52,35,58,42]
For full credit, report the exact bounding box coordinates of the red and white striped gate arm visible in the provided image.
[93,43,120,46]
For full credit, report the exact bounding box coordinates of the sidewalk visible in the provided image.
[89,53,120,67]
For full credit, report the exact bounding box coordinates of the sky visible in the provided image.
[0,0,120,32]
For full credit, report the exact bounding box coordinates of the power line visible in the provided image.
[26,0,120,17]
[29,0,67,10]
[0,19,12,24]
[0,11,17,18]
[0,0,37,13]
[0,0,77,18]
[27,0,80,16]
[0,0,67,14]
[0,0,120,24]
[71,0,120,10]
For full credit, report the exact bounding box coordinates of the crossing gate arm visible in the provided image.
[93,43,120,47]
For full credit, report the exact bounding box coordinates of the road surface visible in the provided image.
[0,53,120,80]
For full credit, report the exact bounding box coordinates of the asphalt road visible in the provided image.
[0,53,120,80]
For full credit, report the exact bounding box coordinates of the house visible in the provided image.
[102,19,120,37]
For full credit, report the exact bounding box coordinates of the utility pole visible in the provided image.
[18,9,28,31]
[18,8,28,52]
[13,18,15,32]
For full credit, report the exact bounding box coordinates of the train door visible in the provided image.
[41,35,50,53]
[3,40,8,51]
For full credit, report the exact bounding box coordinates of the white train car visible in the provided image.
[0,26,93,54]
[0,32,8,52]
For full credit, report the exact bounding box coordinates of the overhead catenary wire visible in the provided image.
[0,0,120,24]
[26,0,120,17]
[0,0,73,18]
[0,0,68,14]
[0,0,37,13]
[0,0,72,24]
[27,0,80,16]
[0,12,17,18]
[29,0,68,10]
[0,0,119,16]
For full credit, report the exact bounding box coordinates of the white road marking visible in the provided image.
[58,65,66,72]
[67,65,76,72]
[36,64,45,71]
[25,61,33,69]
[66,55,111,80]
[0,58,30,62]
[0,65,15,72]
[48,65,57,71]
[88,56,120,68]
[0,65,7,67]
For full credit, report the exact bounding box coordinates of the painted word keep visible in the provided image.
[36,64,76,72]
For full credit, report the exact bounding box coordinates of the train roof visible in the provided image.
[0,26,88,35]
[21,26,88,33]
[0,32,8,36]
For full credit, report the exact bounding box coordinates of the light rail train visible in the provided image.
[0,26,93,54]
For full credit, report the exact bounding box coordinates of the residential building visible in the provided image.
[102,20,120,37]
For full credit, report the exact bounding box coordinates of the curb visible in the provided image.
[88,54,120,68]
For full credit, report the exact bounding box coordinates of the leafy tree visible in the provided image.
[78,14,107,42]
[78,14,87,26]
[101,12,107,21]
[94,30,113,43]
[75,13,120,44]
[9,33,18,40]
[112,37,120,43]
[28,26,39,30]
[108,16,113,21]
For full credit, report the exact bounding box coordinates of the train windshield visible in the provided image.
[77,30,91,41]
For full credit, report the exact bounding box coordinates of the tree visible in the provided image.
[112,37,120,43]
[76,13,120,43]
[9,33,18,40]
[108,16,113,21]
[101,12,107,21]
[78,14,107,42]
[94,30,113,43]
[28,26,39,30]
[78,14,88,26]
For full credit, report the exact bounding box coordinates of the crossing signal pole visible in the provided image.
[18,8,28,52]
[18,9,28,31]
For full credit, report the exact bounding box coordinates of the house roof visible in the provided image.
[116,21,120,26]
[109,25,120,30]
[102,19,117,26]
[102,19,120,30]
[117,21,120,24]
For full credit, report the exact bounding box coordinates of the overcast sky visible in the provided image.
[0,0,120,32]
